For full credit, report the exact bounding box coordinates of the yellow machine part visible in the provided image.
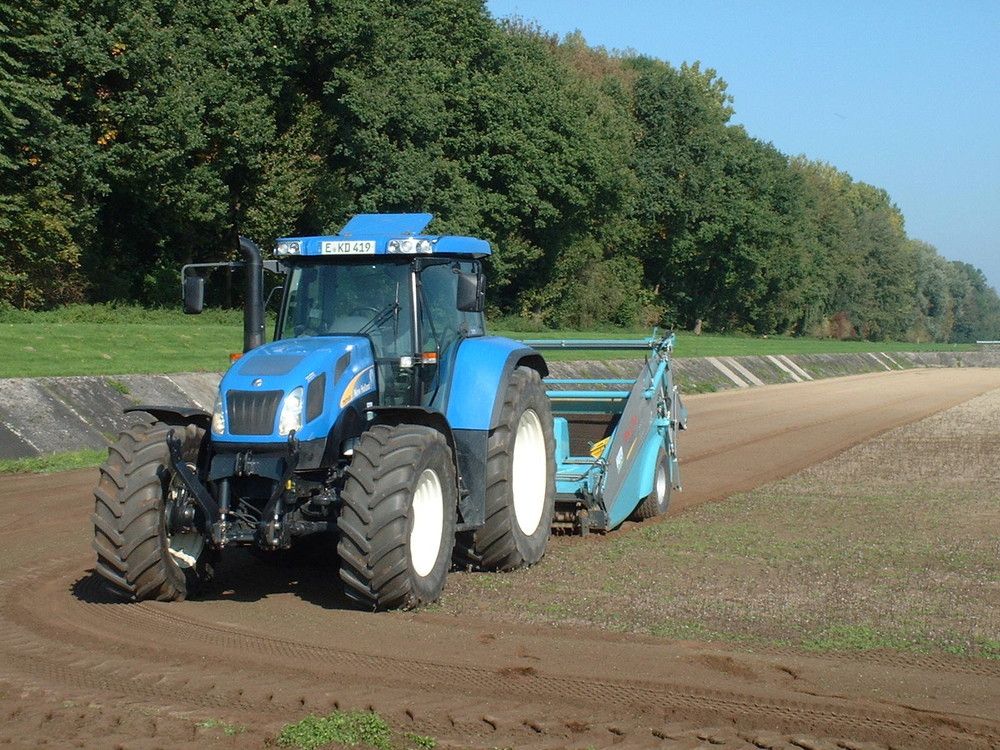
[590,437,609,458]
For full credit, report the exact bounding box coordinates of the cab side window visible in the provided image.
[419,261,484,355]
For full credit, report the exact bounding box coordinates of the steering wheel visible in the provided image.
[347,306,382,318]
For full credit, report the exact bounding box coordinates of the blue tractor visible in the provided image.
[92,214,555,609]
[92,213,686,610]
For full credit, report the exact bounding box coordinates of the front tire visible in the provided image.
[92,421,213,601]
[337,425,458,610]
[473,366,556,570]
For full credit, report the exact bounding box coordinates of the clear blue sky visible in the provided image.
[486,0,1000,290]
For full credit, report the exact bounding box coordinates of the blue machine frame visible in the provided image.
[527,333,688,531]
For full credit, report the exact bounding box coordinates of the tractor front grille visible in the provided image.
[227,390,283,435]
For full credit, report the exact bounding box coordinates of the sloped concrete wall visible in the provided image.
[549,350,1000,393]
[0,373,220,460]
[1,350,999,459]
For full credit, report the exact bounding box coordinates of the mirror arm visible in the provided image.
[180,261,244,300]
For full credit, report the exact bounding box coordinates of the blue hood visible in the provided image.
[214,336,376,443]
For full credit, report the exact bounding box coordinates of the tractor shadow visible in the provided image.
[71,540,367,612]
[208,544,364,610]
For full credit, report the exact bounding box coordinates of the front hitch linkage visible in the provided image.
[165,429,220,530]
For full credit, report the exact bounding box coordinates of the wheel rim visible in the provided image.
[168,532,204,569]
[410,468,444,577]
[167,466,204,569]
[655,459,669,511]
[512,408,546,536]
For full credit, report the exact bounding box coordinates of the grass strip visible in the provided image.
[0,448,105,475]
[0,320,975,377]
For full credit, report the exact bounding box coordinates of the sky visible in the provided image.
[486,0,1000,290]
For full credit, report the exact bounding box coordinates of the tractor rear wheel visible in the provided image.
[473,366,555,570]
[92,421,213,601]
[630,448,671,521]
[337,424,458,609]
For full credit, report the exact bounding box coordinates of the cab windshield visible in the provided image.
[278,256,485,406]
[279,259,414,360]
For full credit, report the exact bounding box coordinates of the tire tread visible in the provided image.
[337,425,456,610]
[91,421,208,602]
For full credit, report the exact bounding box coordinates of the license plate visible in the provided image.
[320,240,375,255]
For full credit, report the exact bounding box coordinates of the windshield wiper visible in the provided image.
[359,299,400,335]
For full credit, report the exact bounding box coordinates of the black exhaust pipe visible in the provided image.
[238,236,265,352]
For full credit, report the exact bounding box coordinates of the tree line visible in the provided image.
[1,0,997,341]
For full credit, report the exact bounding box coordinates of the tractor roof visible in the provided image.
[275,213,491,258]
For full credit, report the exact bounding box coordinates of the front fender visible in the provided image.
[124,405,212,432]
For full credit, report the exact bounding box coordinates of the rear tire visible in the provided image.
[473,366,555,570]
[92,421,213,601]
[337,424,458,609]
[630,448,671,520]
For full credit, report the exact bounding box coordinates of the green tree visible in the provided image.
[0,1,88,308]
[906,239,954,342]
[949,262,1000,342]
[49,0,313,303]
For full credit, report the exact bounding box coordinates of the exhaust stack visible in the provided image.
[238,236,265,352]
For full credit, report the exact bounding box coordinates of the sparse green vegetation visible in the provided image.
[277,709,436,750]
[278,711,392,750]
[404,733,436,749]
[440,392,1000,659]
[980,640,1000,660]
[0,448,106,475]
[802,625,930,654]
[106,378,131,396]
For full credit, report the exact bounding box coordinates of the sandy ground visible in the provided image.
[0,368,998,749]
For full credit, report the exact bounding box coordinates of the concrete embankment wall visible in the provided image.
[1,350,998,460]
[550,350,1000,393]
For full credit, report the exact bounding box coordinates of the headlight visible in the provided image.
[340,367,376,408]
[278,387,304,436]
[275,240,300,255]
[387,238,432,254]
[212,394,225,435]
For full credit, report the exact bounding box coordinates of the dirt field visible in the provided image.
[0,368,998,749]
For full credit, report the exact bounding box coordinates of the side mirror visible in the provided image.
[183,275,205,314]
[456,271,485,313]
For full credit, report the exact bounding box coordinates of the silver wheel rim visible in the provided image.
[167,465,204,569]
[410,468,444,578]
[512,409,546,536]
[655,460,668,511]
[168,532,204,569]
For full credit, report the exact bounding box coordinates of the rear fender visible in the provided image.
[443,337,547,431]
[436,338,547,529]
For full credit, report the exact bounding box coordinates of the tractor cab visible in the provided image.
[274,215,487,408]
[206,214,493,467]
